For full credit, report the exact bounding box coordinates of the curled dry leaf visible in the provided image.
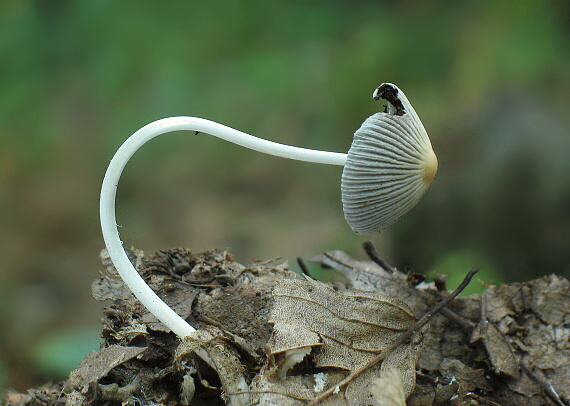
[174,327,250,406]
[438,359,491,394]
[67,345,147,390]
[260,277,422,403]
[269,322,322,379]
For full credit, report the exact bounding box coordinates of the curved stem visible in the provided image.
[100,116,347,338]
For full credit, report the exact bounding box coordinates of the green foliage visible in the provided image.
[0,356,5,391]
[427,250,503,296]
[30,326,102,380]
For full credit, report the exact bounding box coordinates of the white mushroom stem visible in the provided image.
[100,116,347,339]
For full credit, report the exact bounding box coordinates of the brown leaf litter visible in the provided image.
[2,247,569,406]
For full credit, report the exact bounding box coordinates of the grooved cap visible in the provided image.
[341,83,438,234]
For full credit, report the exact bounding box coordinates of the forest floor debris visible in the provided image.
[2,246,569,405]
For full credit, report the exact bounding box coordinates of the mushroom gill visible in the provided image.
[341,83,438,234]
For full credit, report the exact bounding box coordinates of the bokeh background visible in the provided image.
[1,0,569,391]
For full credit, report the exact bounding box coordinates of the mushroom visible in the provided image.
[99,83,436,339]
[341,83,438,234]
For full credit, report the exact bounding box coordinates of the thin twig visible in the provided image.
[407,272,425,286]
[434,275,447,291]
[362,241,396,273]
[323,251,357,270]
[297,257,310,276]
[522,363,566,406]
[439,307,476,329]
[310,267,479,405]
[424,288,476,329]
[225,389,312,402]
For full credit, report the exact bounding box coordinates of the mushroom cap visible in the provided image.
[341,83,438,234]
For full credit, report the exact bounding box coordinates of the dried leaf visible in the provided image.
[525,323,570,369]
[138,280,198,332]
[432,378,460,406]
[174,327,250,405]
[68,345,146,389]
[269,322,322,354]
[93,266,199,333]
[380,336,424,397]
[311,251,430,316]
[529,274,570,326]
[439,358,491,393]
[479,289,520,378]
[99,247,144,275]
[268,277,421,401]
[370,368,406,406]
[92,272,132,301]
[269,322,322,378]
[249,371,346,405]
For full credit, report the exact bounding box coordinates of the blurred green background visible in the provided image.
[1,0,570,391]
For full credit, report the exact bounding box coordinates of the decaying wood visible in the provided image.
[2,246,569,406]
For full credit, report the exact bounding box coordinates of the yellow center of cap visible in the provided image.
[422,147,438,185]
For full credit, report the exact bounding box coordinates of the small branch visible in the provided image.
[297,257,310,276]
[323,251,358,270]
[522,363,566,406]
[434,275,447,291]
[362,241,396,273]
[423,286,476,330]
[310,267,479,405]
[407,272,425,286]
[439,307,476,330]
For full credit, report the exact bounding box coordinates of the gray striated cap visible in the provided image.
[341,83,438,234]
